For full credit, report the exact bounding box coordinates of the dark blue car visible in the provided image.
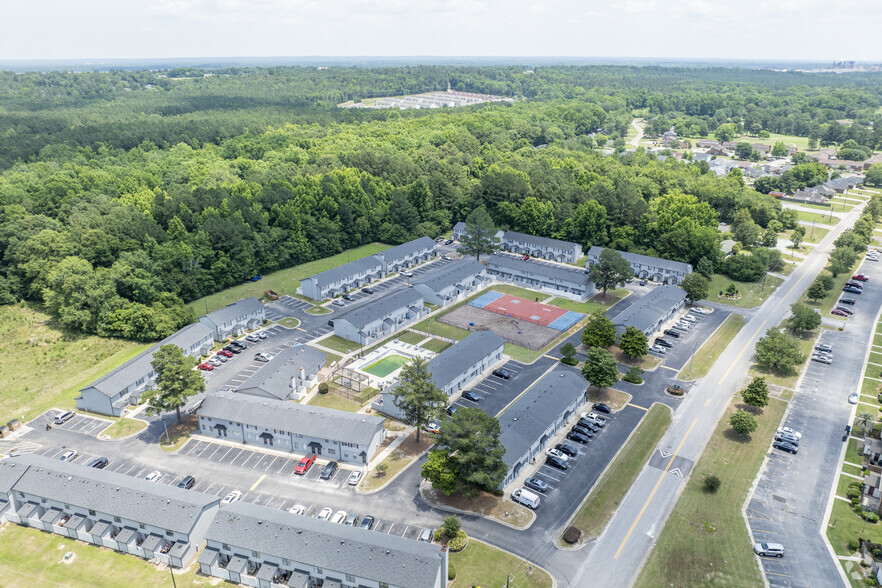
[251,275,262,281]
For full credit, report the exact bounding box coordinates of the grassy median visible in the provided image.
[708,273,783,309]
[678,314,746,380]
[450,539,552,588]
[636,396,787,588]
[563,403,672,542]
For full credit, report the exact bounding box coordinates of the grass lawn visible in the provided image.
[397,331,425,345]
[795,209,841,225]
[799,201,854,212]
[360,430,434,491]
[308,392,362,412]
[636,397,787,588]
[0,524,207,588]
[277,317,301,329]
[421,339,452,353]
[186,242,391,314]
[800,258,861,315]
[305,305,332,315]
[783,224,829,244]
[0,304,147,422]
[734,131,811,150]
[549,288,629,316]
[490,283,555,301]
[100,418,147,439]
[564,404,672,542]
[678,314,747,380]
[411,316,471,341]
[316,334,363,355]
[449,539,552,588]
[708,273,783,309]
[750,327,817,389]
[775,261,798,276]
[426,487,534,528]
[827,499,882,557]
[846,438,862,464]
[159,414,197,452]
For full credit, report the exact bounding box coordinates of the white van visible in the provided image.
[512,488,541,509]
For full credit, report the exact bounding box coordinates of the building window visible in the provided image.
[63,503,70,510]
[282,558,290,566]
[222,543,230,551]
[346,574,356,583]
[41,498,47,503]
[251,550,260,558]
[315,567,323,574]
[89,509,96,516]
[113,516,121,523]
[139,523,145,529]
[166,530,174,537]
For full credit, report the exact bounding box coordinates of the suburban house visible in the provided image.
[790,189,831,205]
[373,330,505,419]
[752,143,771,155]
[198,501,448,588]
[585,247,692,285]
[609,285,687,336]
[708,145,731,156]
[299,255,385,301]
[381,236,436,274]
[76,322,214,416]
[486,253,595,301]
[697,139,720,149]
[825,176,861,193]
[0,454,219,568]
[863,471,882,516]
[661,130,679,146]
[500,231,583,263]
[497,370,586,488]
[332,288,427,344]
[452,221,466,241]
[412,259,487,306]
[236,345,328,401]
[197,393,385,464]
[199,297,265,342]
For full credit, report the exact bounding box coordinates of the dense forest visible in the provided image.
[0,65,879,341]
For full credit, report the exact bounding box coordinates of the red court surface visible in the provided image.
[484,294,568,326]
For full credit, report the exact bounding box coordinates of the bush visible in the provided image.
[448,566,456,581]
[704,475,722,493]
[447,530,468,552]
[864,512,880,524]
[561,357,579,366]
[622,367,644,384]
[849,539,861,551]
[439,514,461,539]
[318,382,329,394]
[847,487,861,500]
[563,526,583,544]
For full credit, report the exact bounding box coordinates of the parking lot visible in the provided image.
[647,306,731,372]
[37,410,111,436]
[448,360,539,417]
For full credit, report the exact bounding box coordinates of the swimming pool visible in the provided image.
[362,354,410,378]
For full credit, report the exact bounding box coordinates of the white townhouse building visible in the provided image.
[332,288,427,344]
[500,231,583,263]
[199,297,265,342]
[0,454,219,569]
[381,236,436,274]
[198,393,385,464]
[585,246,693,285]
[486,253,595,301]
[236,345,327,402]
[299,255,385,301]
[609,285,687,337]
[412,259,487,306]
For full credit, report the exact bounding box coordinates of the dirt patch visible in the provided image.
[437,305,558,350]
[586,388,632,411]
[361,430,434,491]
[422,486,534,528]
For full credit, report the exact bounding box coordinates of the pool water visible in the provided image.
[363,354,410,377]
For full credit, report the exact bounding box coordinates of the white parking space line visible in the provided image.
[387,523,395,534]
[216,446,233,462]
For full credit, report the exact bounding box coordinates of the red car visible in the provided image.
[520,255,530,261]
[294,454,316,475]
[853,274,869,282]
[831,309,848,317]
[197,363,214,371]
[218,349,234,358]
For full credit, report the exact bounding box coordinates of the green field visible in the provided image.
[734,132,812,151]
[100,418,147,439]
[450,539,552,588]
[795,210,841,225]
[316,334,364,354]
[187,242,390,314]
[707,273,783,309]
[636,397,787,588]
[421,338,451,353]
[396,331,425,345]
[411,316,471,340]
[548,288,629,316]
[799,258,861,315]
[308,391,362,412]
[0,304,147,423]
[488,284,554,301]
[564,404,672,541]
[678,314,746,380]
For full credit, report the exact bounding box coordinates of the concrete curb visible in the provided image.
[417,480,536,531]
[96,416,150,441]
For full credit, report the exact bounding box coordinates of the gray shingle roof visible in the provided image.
[610,285,686,333]
[199,393,384,448]
[381,237,435,263]
[336,288,424,330]
[306,255,385,289]
[236,345,328,400]
[586,247,692,275]
[426,330,505,389]
[207,501,445,588]
[414,259,485,292]
[201,297,264,326]
[488,253,592,287]
[502,231,579,252]
[80,322,214,398]
[498,371,586,468]
[453,221,466,231]
[0,458,28,495]
[2,454,218,533]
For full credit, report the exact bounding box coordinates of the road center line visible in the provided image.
[614,417,698,559]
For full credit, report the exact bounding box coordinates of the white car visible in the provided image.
[691,307,709,315]
[650,345,666,354]
[587,412,609,424]
[317,507,333,521]
[332,299,346,307]
[144,470,162,482]
[59,450,78,462]
[330,510,347,524]
[221,490,242,505]
[811,354,832,365]
[545,448,569,462]
[777,427,802,440]
[254,353,274,363]
[401,270,414,278]
[208,357,223,367]
[287,504,306,515]
[348,471,363,486]
[681,315,697,323]
[848,393,859,405]
[257,331,267,339]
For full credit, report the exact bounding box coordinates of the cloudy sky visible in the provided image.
[1,0,879,62]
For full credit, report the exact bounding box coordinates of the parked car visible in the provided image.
[342,293,355,301]
[441,254,451,260]
[844,286,862,294]
[230,340,247,349]
[849,393,859,404]
[359,515,376,530]
[672,324,689,331]
[845,281,863,289]
[520,254,530,261]
[545,448,569,462]
[835,307,853,315]
[87,457,109,469]
[221,490,242,505]
[654,338,673,348]
[59,450,78,462]
[811,354,832,364]
[254,353,274,362]
[218,349,233,358]
[257,331,267,339]
[54,411,75,425]
[332,299,346,307]
[361,287,375,294]
[639,279,648,286]
[773,441,798,454]
[681,315,697,323]
[327,320,334,327]
[555,443,579,457]
[831,309,849,317]
[753,542,785,558]
[294,454,316,475]
[424,420,441,434]
[512,488,541,509]
[330,510,347,524]
[664,329,681,338]
[650,345,666,354]
[197,362,214,371]
[213,354,228,363]
[592,402,612,414]
[344,513,360,526]
[177,476,196,489]
[524,477,549,492]
[251,275,262,282]
[853,274,870,281]
[320,461,339,480]
[245,334,260,342]
[222,346,241,355]
[348,471,363,486]
[317,507,333,521]
[401,270,414,278]
[777,427,802,439]
[567,431,591,444]
[572,424,595,438]
[691,307,709,315]
[840,298,856,305]
[144,470,162,482]
[492,368,512,379]
[287,504,306,515]
[576,419,599,433]
[207,358,222,367]
[545,455,568,470]
[774,432,799,444]
[445,405,458,416]
[461,390,480,402]
[418,528,433,542]
[815,344,833,353]
[586,412,609,424]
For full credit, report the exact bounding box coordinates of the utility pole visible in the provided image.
[506,573,511,588]
[169,566,177,588]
